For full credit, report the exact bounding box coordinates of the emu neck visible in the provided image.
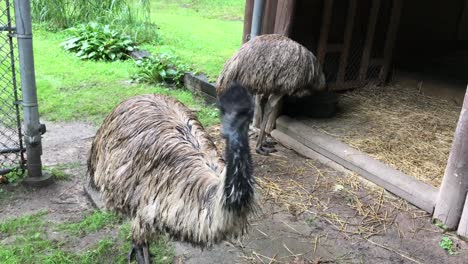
[223,126,253,212]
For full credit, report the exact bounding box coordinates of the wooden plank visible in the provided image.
[271,129,389,193]
[359,0,381,81]
[370,58,384,66]
[326,43,343,53]
[379,0,403,83]
[242,0,255,43]
[434,87,468,229]
[316,0,334,64]
[275,116,438,213]
[337,0,357,82]
[457,0,468,40]
[457,194,468,237]
[183,73,218,105]
[271,129,351,175]
[328,80,367,91]
[273,0,296,36]
[262,0,278,34]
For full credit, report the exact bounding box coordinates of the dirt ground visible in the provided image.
[1,120,467,264]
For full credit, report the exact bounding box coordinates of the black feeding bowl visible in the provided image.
[283,91,339,118]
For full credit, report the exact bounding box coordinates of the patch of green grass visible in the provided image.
[440,236,457,255]
[146,1,244,79]
[159,0,245,20]
[0,211,173,263]
[34,29,219,126]
[58,211,119,236]
[43,162,81,181]
[0,210,48,235]
[117,223,174,264]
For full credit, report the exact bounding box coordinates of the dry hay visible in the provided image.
[307,84,461,186]
[255,156,410,240]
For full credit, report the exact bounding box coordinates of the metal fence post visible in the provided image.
[13,0,51,186]
[250,0,265,129]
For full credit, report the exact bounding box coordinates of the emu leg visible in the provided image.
[249,94,267,139]
[256,94,283,155]
[128,241,152,264]
[252,94,263,129]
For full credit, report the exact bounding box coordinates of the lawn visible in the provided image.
[33,29,219,126]
[1,1,245,263]
[0,210,173,264]
[146,0,245,79]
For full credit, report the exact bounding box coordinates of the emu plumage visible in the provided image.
[88,85,257,263]
[216,34,326,155]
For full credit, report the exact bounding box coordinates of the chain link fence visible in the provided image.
[0,0,25,175]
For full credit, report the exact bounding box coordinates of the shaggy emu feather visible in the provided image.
[87,83,257,264]
[216,34,326,155]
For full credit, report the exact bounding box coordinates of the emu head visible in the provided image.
[218,82,254,141]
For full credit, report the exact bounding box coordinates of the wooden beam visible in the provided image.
[275,116,438,213]
[316,0,334,64]
[379,0,403,83]
[326,43,343,53]
[327,80,367,91]
[242,0,255,43]
[262,0,278,34]
[359,0,381,81]
[183,73,218,105]
[434,87,468,229]
[370,58,384,66]
[273,0,296,36]
[337,0,357,82]
[457,193,468,237]
[457,0,468,41]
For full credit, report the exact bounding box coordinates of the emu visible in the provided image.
[87,83,257,264]
[216,34,326,155]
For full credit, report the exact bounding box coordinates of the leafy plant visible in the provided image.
[133,53,189,86]
[440,236,457,255]
[3,169,25,185]
[32,0,158,43]
[61,22,136,61]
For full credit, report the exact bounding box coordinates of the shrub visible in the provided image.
[133,53,189,86]
[32,0,158,44]
[60,23,136,61]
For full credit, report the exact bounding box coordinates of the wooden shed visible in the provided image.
[243,0,468,91]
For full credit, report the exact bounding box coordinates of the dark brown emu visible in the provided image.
[216,34,326,155]
[87,84,258,264]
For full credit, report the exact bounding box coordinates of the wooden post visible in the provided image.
[457,193,468,237]
[378,0,403,83]
[273,0,296,36]
[457,0,468,41]
[316,0,334,64]
[359,0,381,81]
[337,0,357,82]
[242,0,255,43]
[265,0,296,133]
[261,0,278,34]
[433,87,468,229]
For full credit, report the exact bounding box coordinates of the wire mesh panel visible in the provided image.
[0,0,24,175]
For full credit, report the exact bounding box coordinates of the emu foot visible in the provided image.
[256,145,278,155]
[248,126,260,138]
[264,136,277,147]
[128,242,152,264]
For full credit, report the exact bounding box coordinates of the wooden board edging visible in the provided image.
[275,116,438,213]
[183,73,218,105]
